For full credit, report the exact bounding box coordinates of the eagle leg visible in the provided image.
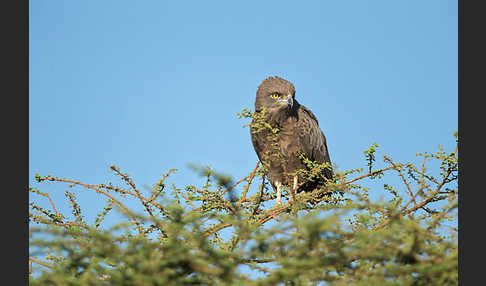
[289,176,298,203]
[275,181,282,206]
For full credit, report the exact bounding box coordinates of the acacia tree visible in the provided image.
[29,109,458,285]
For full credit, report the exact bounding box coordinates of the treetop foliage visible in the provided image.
[29,109,458,285]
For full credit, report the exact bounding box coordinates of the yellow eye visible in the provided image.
[272,93,279,99]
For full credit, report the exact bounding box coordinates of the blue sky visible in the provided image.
[30,1,457,228]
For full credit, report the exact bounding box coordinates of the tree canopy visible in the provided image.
[29,110,458,285]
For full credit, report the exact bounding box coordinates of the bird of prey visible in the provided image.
[250,76,333,206]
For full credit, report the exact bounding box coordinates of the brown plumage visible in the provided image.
[250,76,332,206]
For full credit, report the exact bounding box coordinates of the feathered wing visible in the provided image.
[297,106,333,181]
[250,105,333,192]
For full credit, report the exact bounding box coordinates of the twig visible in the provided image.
[388,161,416,207]
[204,223,232,236]
[175,188,198,210]
[374,168,454,231]
[221,175,251,196]
[241,261,271,273]
[44,193,59,218]
[44,177,144,234]
[237,161,260,207]
[257,203,291,225]
[29,257,54,269]
[336,166,394,187]
[240,258,275,263]
[65,191,83,224]
[110,167,160,221]
[31,189,60,218]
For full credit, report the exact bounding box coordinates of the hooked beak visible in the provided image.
[277,94,293,110]
[286,95,293,110]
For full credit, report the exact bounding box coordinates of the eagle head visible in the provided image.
[255,76,295,113]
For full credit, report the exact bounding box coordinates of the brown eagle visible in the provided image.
[250,76,333,206]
